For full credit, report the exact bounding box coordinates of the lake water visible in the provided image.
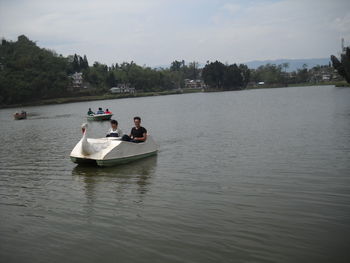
[0,85,350,263]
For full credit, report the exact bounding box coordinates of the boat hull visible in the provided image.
[14,113,27,120]
[87,114,113,121]
[70,135,159,167]
[71,150,157,167]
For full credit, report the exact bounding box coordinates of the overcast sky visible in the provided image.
[0,0,349,66]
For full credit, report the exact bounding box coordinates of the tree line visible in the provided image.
[1,35,252,105]
[0,36,196,105]
[0,35,342,106]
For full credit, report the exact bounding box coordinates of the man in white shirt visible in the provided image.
[106,120,123,137]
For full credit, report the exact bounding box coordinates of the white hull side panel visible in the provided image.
[70,135,159,163]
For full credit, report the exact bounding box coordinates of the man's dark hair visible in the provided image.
[111,119,118,125]
[134,116,141,121]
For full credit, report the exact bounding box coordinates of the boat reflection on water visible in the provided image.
[71,156,158,215]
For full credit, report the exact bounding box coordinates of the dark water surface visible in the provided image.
[0,85,350,263]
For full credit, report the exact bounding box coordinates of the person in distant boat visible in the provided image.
[106,120,123,137]
[87,108,94,115]
[105,108,112,114]
[96,107,104,114]
[122,116,147,143]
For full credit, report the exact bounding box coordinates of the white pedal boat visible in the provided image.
[70,123,159,166]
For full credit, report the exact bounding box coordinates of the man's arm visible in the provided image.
[135,132,147,141]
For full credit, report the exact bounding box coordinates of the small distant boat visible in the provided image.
[14,111,27,120]
[70,123,159,166]
[87,113,113,121]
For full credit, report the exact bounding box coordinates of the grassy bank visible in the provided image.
[288,81,349,87]
[246,81,349,90]
[0,89,203,109]
[1,81,348,109]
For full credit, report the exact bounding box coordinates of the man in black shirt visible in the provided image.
[122,116,147,143]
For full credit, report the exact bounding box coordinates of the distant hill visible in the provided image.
[155,58,331,71]
[244,58,331,71]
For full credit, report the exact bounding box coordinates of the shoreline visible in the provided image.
[0,89,201,109]
[1,82,348,109]
[246,81,349,90]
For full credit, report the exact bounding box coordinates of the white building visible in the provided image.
[322,74,331,81]
[184,79,207,89]
[70,72,83,89]
[110,84,135,94]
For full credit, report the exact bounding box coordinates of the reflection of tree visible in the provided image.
[82,175,97,220]
[136,174,151,195]
[71,156,157,217]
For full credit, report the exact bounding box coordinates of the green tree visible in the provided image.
[170,60,184,71]
[239,64,250,86]
[331,47,350,83]
[202,61,249,90]
[202,61,226,89]
[83,55,89,69]
[0,35,70,105]
[250,64,284,84]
